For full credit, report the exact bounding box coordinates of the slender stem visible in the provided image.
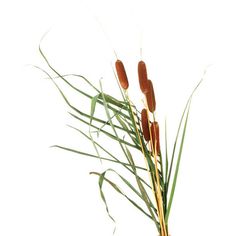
[125,92,161,229]
[146,104,167,236]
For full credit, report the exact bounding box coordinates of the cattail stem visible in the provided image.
[125,92,161,230]
[145,102,168,236]
[153,113,164,181]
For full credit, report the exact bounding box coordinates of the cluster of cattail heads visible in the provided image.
[115,58,160,155]
[115,59,156,113]
[138,61,156,113]
[138,62,159,155]
[141,109,160,155]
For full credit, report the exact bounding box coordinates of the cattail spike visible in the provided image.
[115,59,129,90]
[138,61,149,93]
[145,80,156,113]
[141,108,150,141]
[151,121,160,155]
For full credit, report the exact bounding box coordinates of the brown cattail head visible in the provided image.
[141,108,150,141]
[151,121,160,155]
[145,80,156,113]
[138,61,149,93]
[115,59,129,90]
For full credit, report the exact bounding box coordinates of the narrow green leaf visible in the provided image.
[52,145,145,170]
[99,84,160,230]
[89,93,102,159]
[166,79,203,193]
[69,112,140,150]
[99,93,124,109]
[94,105,136,138]
[165,99,192,222]
[115,114,139,146]
[91,169,157,221]
[164,119,169,216]
[38,45,133,121]
[99,80,134,166]
[44,73,101,93]
[90,94,100,125]
[67,125,152,189]
[125,146,160,232]
[165,119,169,185]
[98,171,116,234]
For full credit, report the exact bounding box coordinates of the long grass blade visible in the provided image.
[166,79,203,192]
[89,93,102,158]
[38,44,134,121]
[52,145,146,170]
[165,99,192,222]
[99,80,135,165]
[69,112,140,150]
[94,105,136,138]
[43,73,101,93]
[67,125,152,189]
[90,169,157,220]
[115,114,139,146]
[33,65,132,134]
[98,171,116,234]
[125,146,160,231]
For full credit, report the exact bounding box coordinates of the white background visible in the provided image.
[1,0,236,235]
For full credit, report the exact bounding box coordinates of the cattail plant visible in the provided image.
[38,42,202,236]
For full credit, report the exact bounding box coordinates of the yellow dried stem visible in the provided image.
[125,93,161,224]
[151,122,160,155]
[145,103,167,236]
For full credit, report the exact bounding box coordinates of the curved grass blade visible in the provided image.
[100,93,125,109]
[166,79,203,193]
[67,125,152,190]
[98,171,116,234]
[39,44,133,121]
[43,73,101,93]
[165,99,192,222]
[115,114,139,146]
[69,112,140,150]
[52,145,147,170]
[99,80,135,165]
[95,106,136,138]
[90,169,157,221]
[33,65,132,135]
[125,146,160,231]
[89,93,102,159]
[38,46,95,99]
[99,80,160,230]
[90,94,100,124]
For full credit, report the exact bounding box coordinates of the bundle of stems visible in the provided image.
[38,44,202,236]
